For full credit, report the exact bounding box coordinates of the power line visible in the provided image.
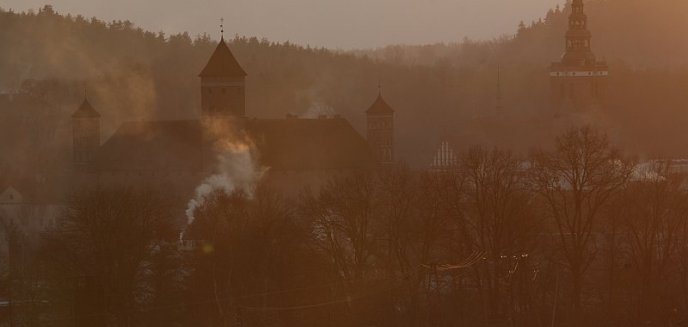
[239,282,403,312]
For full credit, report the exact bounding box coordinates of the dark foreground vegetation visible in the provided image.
[4,127,688,326]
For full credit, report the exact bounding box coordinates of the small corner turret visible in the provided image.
[72,97,101,167]
[366,85,395,165]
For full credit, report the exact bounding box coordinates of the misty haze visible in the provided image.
[1,0,688,326]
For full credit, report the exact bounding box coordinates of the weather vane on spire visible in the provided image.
[220,17,224,39]
[378,80,382,95]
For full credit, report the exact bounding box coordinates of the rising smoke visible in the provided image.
[300,101,336,119]
[185,118,267,227]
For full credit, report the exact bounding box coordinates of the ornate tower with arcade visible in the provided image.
[550,0,608,109]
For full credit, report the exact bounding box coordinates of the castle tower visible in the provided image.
[71,97,101,166]
[366,88,395,165]
[199,37,247,118]
[550,0,608,109]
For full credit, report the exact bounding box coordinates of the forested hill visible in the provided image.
[1,2,688,179]
[360,0,688,68]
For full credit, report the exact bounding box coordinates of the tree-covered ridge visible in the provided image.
[1,1,688,181]
[359,0,688,68]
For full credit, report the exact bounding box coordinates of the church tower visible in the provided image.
[550,0,608,109]
[72,97,100,166]
[199,37,247,118]
[366,89,395,165]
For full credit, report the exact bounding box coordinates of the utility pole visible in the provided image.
[5,221,16,327]
[551,268,561,327]
[8,232,13,327]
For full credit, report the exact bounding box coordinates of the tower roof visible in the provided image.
[366,93,395,115]
[199,38,247,77]
[72,98,100,118]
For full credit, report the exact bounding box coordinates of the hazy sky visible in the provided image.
[0,0,563,49]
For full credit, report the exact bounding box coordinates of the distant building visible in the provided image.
[0,181,61,261]
[70,37,386,205]
[0,181,61,233]
[550,0,608,109]
[429,139,459,172]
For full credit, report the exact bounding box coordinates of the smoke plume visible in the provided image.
[300,101,336,119]
[185,118,267,226]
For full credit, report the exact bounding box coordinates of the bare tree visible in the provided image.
[617,163,688,324]
[42,187,175,327]
[302,172,380,284]
[301,171,417,326]
[375,166,422,326]
[186,187,306,327]
[412,168,492,327]
[185,190,250,327]
[529,126,634,312]
[459,146,538,325]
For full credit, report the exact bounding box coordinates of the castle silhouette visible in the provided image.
[70,36,396,199]
[71,0,605,189]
